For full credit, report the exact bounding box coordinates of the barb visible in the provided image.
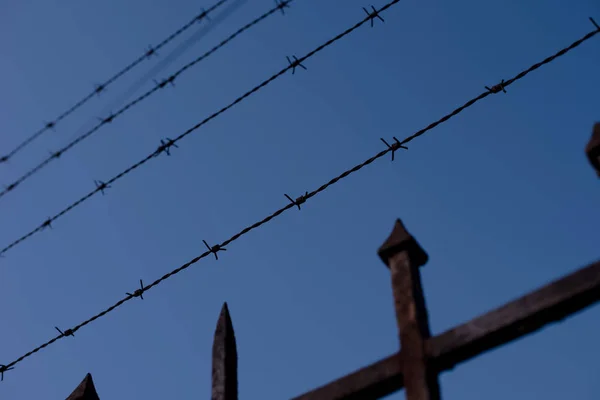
[363,5,385,27]
[154,138,179,157]
[94,180,110,195]
[286,55,307,74]
[285,192,308,210]
[2,14,598,376]
[0,0,230,164]
[0,0,392,256]
[0,365,13,381]
[126,279,146,300]
[380,137,407,161]
[54,327,76,337]
[41,218,52,230]
[276,0,291,15]
[0,0,292,202]
[145,45,159,59]
[203,240,227,260]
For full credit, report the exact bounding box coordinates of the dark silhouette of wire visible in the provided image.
[94,0,248,122]
[0,0,290,201]
[0,0,231,165]
[0,0,361,256]
[1,8,597,377]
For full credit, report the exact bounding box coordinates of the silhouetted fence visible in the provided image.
[65,123,599,400]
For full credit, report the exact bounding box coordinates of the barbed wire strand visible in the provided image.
[0,0,383,256]
[0,0,231,166]
[0,0,290,201]
[2,10,598,376]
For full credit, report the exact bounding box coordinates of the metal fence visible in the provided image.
[65,122,600,400]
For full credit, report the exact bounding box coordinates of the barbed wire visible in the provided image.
[0,0,291,201]
[0,0,231,166]
[1,11,598,378]
[0,0,388,256]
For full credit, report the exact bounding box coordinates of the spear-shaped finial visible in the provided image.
[212,302,238,400]
[66,373,100,400]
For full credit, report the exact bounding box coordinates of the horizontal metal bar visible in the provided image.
[290,260,600,399]
[428,260,600,371]
[290,353,404,400]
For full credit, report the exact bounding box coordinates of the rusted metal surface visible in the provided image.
[212,302,238,400]
[428,259,600,372]
[585,122,600,177]
[290,353,404,400]
[378,219,428,269]
[66,373,100,400]
[291,259,600,400]
[379,219,440,400]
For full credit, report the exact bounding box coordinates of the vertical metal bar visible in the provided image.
[378,219,441,400]
[212,302,238,400]
[66,373,100,400]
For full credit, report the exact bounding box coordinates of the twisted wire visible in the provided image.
[0,0,388,256]
[2,9,598,374]
[0,0,287,201]
[0,0,231,165]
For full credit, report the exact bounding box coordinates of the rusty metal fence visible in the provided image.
[65,124,600,399]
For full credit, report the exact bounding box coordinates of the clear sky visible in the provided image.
[1,0,599,398]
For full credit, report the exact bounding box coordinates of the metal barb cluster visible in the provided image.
[101,114,115,124]
[126,279,146,300]
[275,0,291,15]
[1,6,599,377]
[0,0,231,164]
[363,5,385,27]
[94,180,110,195]
[154,75,177,89]
[198,8,211,22]
[94,84,105,95]
[485,79,507,94]
[154,138,179,157]
[285,192,308,210]
[145,45,157,59]
[380,137,407,161]
[0,0,293,202]
[286,55,307,74]
[41,218,52,230]
[55,327,76,338]
[204,240,227,260]
[0,365,14,381]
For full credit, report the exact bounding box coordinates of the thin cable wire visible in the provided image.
[2,12,598,376]
[95,0,249,124]
[0,0,384,256]
[0,0,230,165]
[0,0,285,201]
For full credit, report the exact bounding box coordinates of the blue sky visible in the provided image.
[1,0,599,398]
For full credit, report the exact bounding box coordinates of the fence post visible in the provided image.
[378,219,441,400]
[66,373,100,400]
[585,122,600,177]
[212,302,238,400]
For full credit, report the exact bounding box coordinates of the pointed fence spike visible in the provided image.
[378,219,428,268]
[66,373,100,400]
[212,302,238,400]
